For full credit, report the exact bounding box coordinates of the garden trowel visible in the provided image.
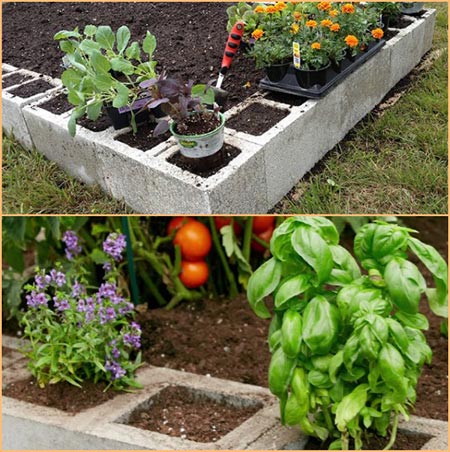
[213,21,246,107]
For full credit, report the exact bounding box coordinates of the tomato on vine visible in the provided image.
[251,226,274,253]
[174,220,212,261]
[167,216,194,235]
[179,260,209,288]
[214,216,242,235]
[252,216,275,234]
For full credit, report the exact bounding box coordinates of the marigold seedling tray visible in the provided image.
[259,39,386,99]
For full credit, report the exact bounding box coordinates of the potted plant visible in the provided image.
[54,25,158,136]
[367,2,402,29]
[143,75,225,163]
[400,2,425,15]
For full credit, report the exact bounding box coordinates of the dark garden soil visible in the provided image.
[175,113,221,136]
[305,430,432,450]
[115,122,170,151]
[2,346,14,360]
[39,93,73,115]
[2,2,264,110]
[384,29,400,41]
[8,78,54,99]
[125,385,262,443]
[2,72,33,89]
[78,108,113,132]
[227,103,290,136]
[167,144,241,178]
[3,376,118,413]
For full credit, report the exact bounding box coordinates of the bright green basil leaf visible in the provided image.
[335,384,368,432]
[274,274,310,309]
[384,257,426,314]
[293,216,340,245]
[247,257,282,318]
[116,25,131,54]
[378,344,407,397]
[308,369,332,388]
[291,226,333,284]
[281,310,303,358]
[386,318,409,353]
[329,350,343,383]
[268,347,296,398]
[395,311,429,330]
[303,296,339,355]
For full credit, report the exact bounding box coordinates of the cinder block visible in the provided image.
[2,63,18,73]
[421,9,437,54]
[23,95,108,185]
[3,72,61,149]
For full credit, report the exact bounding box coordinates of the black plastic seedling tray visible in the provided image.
[259,39,386,99]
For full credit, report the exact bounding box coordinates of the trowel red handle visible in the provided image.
[220,21,245,75]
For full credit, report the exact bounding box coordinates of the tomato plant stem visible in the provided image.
[242,216,253,261]
[209,217,239,299]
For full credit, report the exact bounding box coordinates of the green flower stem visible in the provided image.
[208,217,238,299]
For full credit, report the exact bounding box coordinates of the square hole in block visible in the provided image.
[8,79,54,98]
[167,143,241,178]
[2,72,34,89]
[114,122,170,151]
[117,384,263,443]
[227,102,290,136]
[38,93,73,115]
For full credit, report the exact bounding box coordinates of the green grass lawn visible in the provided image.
[2,3,448,214]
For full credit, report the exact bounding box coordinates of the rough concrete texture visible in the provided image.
[3,11,437,213]
[2,334,447,450]
[2,71,61,149]
[2,63,18,73]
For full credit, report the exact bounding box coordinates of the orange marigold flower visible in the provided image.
[275,2,287,11]
[321,19,333,28]
[329,9,339,17]
[252,29,264,40]
[345,34,359,48]
[317,1,332,11]
[306,20,317,28]
[330,23,341,32]
[311,42,321,50]
[342,3,355,14]
[255,5,266,13]
[371,28,384,39]
[293,11,302,21]
[291,23,300,34]
[265,5,277,13]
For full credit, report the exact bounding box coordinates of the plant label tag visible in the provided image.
[293,42,301,69]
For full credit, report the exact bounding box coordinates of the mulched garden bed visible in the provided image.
[2,72,34,89]
[8,78,54,99]
[124,384,262,443]
[227,103,291,136]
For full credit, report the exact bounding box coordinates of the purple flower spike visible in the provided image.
[103,233,126,261]
[62,230,82,260]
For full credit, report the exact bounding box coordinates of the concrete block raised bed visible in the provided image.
[2,70,61,149]
[2,10,437,213]
[2,335,448,450]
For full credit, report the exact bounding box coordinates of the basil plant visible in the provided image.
[54,25,158,136]
[248,217,447,450]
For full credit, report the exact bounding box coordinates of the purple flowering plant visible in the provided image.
[21,231,142,391]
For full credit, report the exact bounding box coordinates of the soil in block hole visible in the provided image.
[227,103,290,136]
[385,29,400,41]
[305,431,432,451]
[3,377,118,413]
[39,93,73,115]
[2,72,34,89]
[124,385,262,443]
[115,122,170,151]
[265,92,308,107]
[78,107,112,132]
[8,79,54,98]
[167,144,241,178]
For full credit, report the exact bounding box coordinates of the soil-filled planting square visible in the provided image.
[2,2,264,110]
[2,72,34,89]
[227,103,291,136]
[3,377,118,413]
[115,123,170,151]
[8,79,54,98]
[38,93,73,115]
[167,144,241,178]
[122,385,263,443]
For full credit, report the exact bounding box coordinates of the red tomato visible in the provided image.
[167,217,194,235]
[214,216,242,235]
[179,260,209,289]
[251,226,274,253]
[174,220,212,261]
[252,216,275,234]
